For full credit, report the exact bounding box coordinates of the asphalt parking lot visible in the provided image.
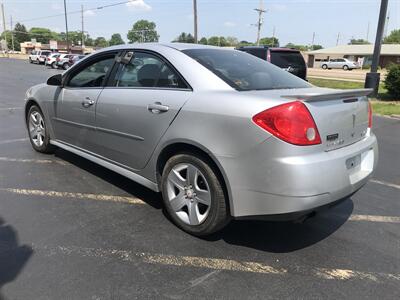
[0,58,399,299]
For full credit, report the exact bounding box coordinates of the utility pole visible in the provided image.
[365,0,388,96]
[81,4,85,49]
[63,0,69,53]
[336,32,340,46]
[254,0,266,46]
[311,32,315,50]
[272,26,276,46]
[10,15,14,52]
[1,3,8,53]
[193,0,198,43]
[366,21,370,42]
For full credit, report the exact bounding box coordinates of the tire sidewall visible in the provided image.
[27,105,52,153]
[322,64,327,69]
[343,65,348,70]
[161,153,229,236]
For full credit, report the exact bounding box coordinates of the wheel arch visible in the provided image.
[155,141,233,216]
[24,98,41,126]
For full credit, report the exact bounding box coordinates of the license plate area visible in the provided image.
[346,154,361,170]
[347,149,374,184]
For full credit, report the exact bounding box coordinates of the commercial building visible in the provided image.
[307,44,400,68]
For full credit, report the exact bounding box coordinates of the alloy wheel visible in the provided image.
[166,163,212,226]
[28,111,45,147]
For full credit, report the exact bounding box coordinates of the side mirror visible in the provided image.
[47,74,63,86]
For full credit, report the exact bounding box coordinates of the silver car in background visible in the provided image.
[321,58,361,70]
[24,43,378,236]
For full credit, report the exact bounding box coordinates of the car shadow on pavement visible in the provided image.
[54,149,163,209]
[0,217,33,300]
[207,198,354,253]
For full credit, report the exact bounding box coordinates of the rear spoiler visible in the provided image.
[282,88,373,102]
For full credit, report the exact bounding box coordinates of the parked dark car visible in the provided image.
[236,46,307,80]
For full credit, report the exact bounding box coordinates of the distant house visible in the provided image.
[307,44,400,68]
[20,40,94,54]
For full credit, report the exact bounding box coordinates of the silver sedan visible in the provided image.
[24,43,378,236]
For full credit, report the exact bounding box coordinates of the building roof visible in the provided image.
[308,44,400,56]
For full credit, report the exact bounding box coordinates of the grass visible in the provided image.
[308,77,400,116]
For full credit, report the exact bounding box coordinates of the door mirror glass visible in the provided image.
[47,74,63,86]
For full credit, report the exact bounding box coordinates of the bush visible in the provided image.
[384,64,400,99]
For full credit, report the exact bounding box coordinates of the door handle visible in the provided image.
[147,102,169,114]
[82,97,95,108]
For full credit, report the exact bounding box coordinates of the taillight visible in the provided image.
[252,101,321,146]
[368,101,372,128]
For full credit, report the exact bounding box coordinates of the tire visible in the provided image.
[161,153,230,236]
[63,63,69,70]
[322,64,328,70]
[51,62,56,69]
[36,59,39,64]
[343,65,349,70]
[29,58,32,63]
[26,105,55,154]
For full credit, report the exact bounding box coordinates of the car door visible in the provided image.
[52,52,117,151]
[94,50,192,170]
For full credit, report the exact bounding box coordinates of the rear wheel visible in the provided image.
[161,153,230,236]
[63,63,69,70]
[51,62,56,69]
[322,64,328,70]
[27,105,55,153]
[29,58,32,63]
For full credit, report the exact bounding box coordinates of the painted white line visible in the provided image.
[0,157,68,165]
[0,138,28,145]
[370,179,400,190]
[0,188,145,205]
[34,244,400,282]
[0,106,23,110]
[2,187,399,224]
[349,214,400,224]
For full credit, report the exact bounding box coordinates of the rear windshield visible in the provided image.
[270,51,305,68]
[182,49,310,91]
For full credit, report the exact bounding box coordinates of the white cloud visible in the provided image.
[83,10,95,17]
[223,21,236,28]
[126,0,152,12]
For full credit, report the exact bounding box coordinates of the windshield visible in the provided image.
[182,49,310,91]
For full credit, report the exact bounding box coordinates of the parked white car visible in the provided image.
[321,58,360,70]
[29,50,52,64]
[45,53,60,69]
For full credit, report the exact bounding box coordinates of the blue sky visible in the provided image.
[2,0,400,47]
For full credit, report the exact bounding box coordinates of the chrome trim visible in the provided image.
[50,140,159,192]
[52,118,96,130]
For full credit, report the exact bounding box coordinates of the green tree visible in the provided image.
[384,64,400,99]
[13,23,29,51]
[199,37,208,45]
[310,44,323,50]
[29,27,57,44]
[226,36,239,47]
[173,32,195,43]
[238,40,254,47]
[259,37,279,47]
[284,43,309,51]
[94,37,108,48]
[207,36,228,47]
[348,38,370,45]
[383,29,400,44]
[109,33,124,46]
[127,20,159,43]
[85,35,94,47]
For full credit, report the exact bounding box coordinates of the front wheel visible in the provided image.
[322,64,328,70]
[343,65,349,70]
[51,62,56,69]
[161,154,230,236]
[63,63,69,70]
[27,105,55,153]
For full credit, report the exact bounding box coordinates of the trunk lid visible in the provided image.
[282,88,372,151]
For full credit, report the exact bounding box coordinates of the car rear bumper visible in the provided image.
[217,132,378,218]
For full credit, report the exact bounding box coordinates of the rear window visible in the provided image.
[270,51,305,68]
[182,49,310,91]
[239,48,266,60]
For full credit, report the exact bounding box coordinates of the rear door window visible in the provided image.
[240,48,266,60]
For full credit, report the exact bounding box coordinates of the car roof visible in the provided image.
[95,42,226,54]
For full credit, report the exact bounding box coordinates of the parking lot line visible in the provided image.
[370,179,400,190]
[0,157,68,165]
[0,107,23,111]
[0,138,28,145]
[0,188,145,205]
[35,244,400,283]
[1,187,399,224]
